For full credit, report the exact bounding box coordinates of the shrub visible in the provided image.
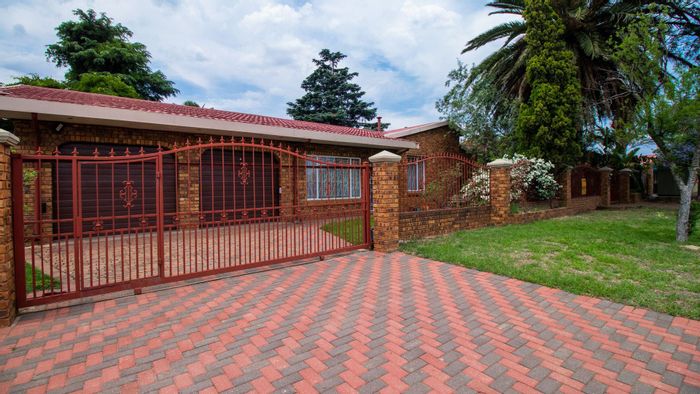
[460,154,560,205]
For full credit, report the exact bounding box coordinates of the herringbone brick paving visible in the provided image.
[0,251,699,393]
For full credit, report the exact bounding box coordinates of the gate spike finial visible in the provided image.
[219,136,225,143]
[35,146,42,155]
[196,137,203,145]
[71,147,78,156]
[208,136,214,144]
[52,147,59,156]
[93,147,100,157]
[124,147,131,156]
[157,143,163,152]
[185,138,191,147]
[109,148,115,157]
[269,140,274,147]
[139,147,145,155]
[172,142,178,150]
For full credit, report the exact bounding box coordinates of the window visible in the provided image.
[306,156,361,200]
[406,157,425,192]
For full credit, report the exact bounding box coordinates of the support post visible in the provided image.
[0,129,20,327]
[619,169,632,204]
[487,159,513,225]
[599,167,613,208]
[369,150,401,252]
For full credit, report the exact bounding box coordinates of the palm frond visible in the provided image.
[463,21,526,53]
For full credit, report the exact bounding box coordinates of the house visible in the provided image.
[0,86,463,222]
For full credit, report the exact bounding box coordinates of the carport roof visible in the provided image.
[0,85,417,150]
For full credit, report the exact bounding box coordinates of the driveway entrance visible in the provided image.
[1,251,698,393]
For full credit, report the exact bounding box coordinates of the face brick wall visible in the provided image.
[0,144,15,326]
[399,126,460,156]
[11,120,381,229]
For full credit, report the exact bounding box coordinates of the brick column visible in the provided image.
[645,165,655,197]
[487,159,513,225]
[619,169,632,204]
[0,129,20,327]
[560,166,572,207]
[369,150,401,253]
[599,167,613,208]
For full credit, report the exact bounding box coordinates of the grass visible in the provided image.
[322,217,373,245]
[25,263,61,292]
[400,208,700,319]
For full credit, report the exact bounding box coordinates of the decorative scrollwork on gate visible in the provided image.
[119,180,138,209]
[238,161,250,185]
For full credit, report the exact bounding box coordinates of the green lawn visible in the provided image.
[400,208,700,319]
[25,263,61,292]
[322,217,373,245]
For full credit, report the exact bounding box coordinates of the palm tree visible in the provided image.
[463,0,649,125]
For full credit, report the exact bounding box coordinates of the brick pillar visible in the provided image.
[645,165,655,197]
[599,167,613,208]
[369,150,401,252]
[560,166,572,207]
[619,169,632,204]
[0,129,20,327]
[487,159,513,225]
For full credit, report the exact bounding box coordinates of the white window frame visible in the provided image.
[306,155,362,200]
[406,157,426,192]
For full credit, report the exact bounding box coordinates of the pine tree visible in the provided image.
[287,49,386,129]
[515,0,583,167]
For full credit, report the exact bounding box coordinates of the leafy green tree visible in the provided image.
[9,74,66,89]
[45,9,178,101]
[515,0,583,167]
[68,72,140,98]
[182,100,200,107]
[436,61,515,163]
[614,9,699,241]
[287,49,386,129]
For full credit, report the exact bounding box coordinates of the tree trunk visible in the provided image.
[676,185,692,242]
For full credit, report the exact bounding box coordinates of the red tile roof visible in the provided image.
[0,85,393,140]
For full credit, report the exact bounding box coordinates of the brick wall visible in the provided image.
[400,126,460,157]
[399,206,491,240]
[0,143,15,326]
[12,120,380,227]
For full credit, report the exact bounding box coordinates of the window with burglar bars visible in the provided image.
[406,157,425,192]
[306,156,362,200]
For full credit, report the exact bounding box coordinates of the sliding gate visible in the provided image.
[13,139,371,307]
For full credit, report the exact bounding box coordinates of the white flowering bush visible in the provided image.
[460,154,560,205]
[460,168,490,205]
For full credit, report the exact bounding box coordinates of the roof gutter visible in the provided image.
[0,96,417,150]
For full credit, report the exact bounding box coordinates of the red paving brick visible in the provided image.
[1,251,699,393]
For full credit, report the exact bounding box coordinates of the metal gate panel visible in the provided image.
[13,139,371,307]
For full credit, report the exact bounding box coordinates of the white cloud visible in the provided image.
[0,0,517,128]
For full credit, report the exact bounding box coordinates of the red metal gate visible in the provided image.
[12,139,371,307]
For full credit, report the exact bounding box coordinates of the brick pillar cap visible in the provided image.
[369,150,401,163]
[487,158,513,168]
[619,168,633,173]
[599,166,613,172]
[0,128,19,147]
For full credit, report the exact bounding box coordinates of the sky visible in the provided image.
[0,0,516,129]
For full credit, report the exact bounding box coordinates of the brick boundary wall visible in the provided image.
[0,129,19,326]
[390,155,607,243]
[399,206,491,240]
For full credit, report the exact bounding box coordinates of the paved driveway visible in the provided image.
[1,251,699,393]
